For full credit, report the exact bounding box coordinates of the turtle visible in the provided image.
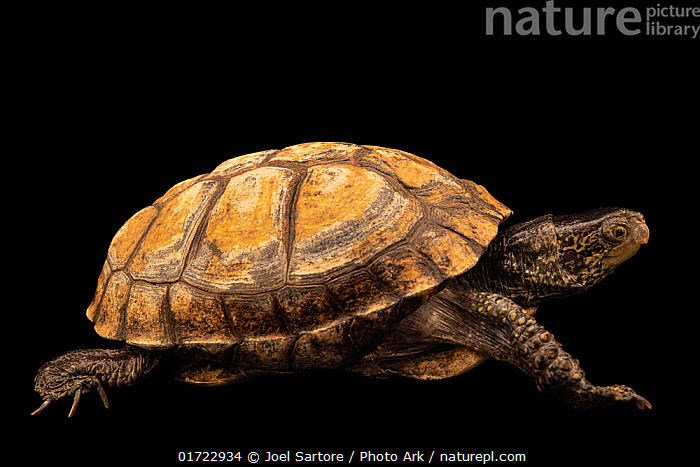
[32,142,651,417]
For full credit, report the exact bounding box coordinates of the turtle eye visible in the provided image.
[603,224,628,243]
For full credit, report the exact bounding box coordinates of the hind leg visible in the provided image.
[33,346,159,417]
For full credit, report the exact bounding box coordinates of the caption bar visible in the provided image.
[177,450,527,464]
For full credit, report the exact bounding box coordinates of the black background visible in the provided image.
[13,1,694,465]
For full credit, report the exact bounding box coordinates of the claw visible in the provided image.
[68,388,81,418]
[33,380,110,417]
[636,397,652,410]
[616,384,652,410]
[95,380,110,409]
[31,400,51,416]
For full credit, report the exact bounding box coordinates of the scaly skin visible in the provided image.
[462,208,650,308]
[430,289,650,410]
[33,347,158,417]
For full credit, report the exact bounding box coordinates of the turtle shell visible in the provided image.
[86,143,511,371]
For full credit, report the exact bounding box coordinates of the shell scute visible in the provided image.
[288,164,422,283]
[431,205,501,248]
[361,146,458,192]
[93,270,131,340]
[222,294,283,338]
[368,245,443,298]
[325,270,395,315]
[129,180,219,282]
[124,282,171,349]
[233,336,294,370]
[107,206,157,270]
[348,305,397,356]
[209,150,276,177]
[269,142,362,164]
[276,285,343,333]
[169,282,237,349]
[412,225,481,277]
[153,174,207,207]
[87,260,111,321]
[183,167,298,293]
[291,318,357,370]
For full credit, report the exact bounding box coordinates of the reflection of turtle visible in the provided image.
[33,142,651,416]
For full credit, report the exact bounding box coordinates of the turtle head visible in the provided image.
[553,208,649,289]
[465,207,649,306]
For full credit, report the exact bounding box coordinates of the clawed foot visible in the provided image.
[32,346,159,417]
[32,377,110,417]
[32,349,118,417]
[32,347,155,417]
[571,383,651,411]
[602,384,652,410]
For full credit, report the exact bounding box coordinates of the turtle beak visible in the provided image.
[631,212,649,245]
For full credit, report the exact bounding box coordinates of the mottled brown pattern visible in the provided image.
[87,143,511,372]
[107,206,157,270]
[183,167,298,292]
[169,283,235,350]
[222,294,281,338]
[129,180,220,282]
[93,271,131,340]
[289,164,422,283]
[123,282,170,348]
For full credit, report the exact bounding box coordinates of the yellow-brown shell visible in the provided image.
[87,143,511,370]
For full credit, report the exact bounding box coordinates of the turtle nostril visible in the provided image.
[637,223,649,244]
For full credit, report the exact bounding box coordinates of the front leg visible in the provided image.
[33,346,159,417]
[425,288,651,410]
